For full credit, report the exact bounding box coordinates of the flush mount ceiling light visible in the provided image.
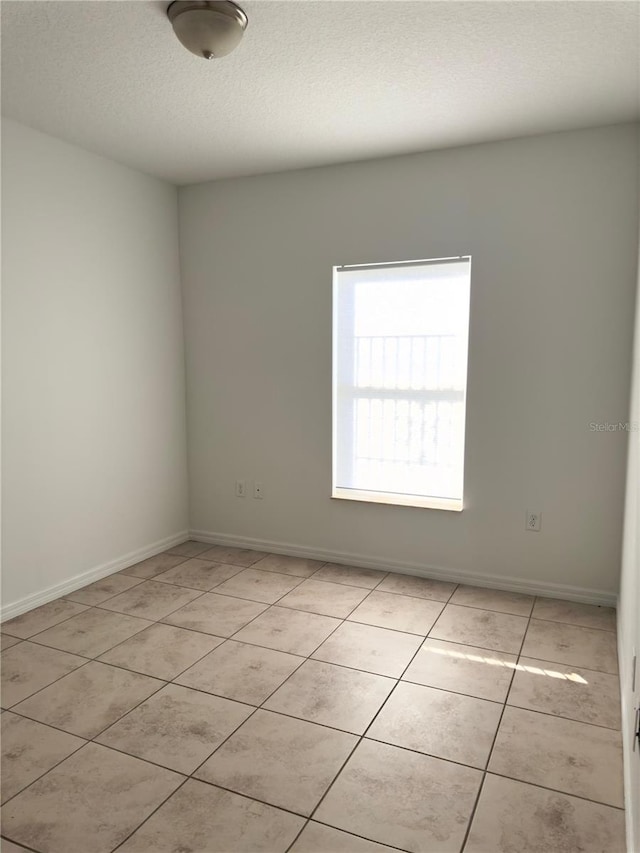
[167,1,248,60]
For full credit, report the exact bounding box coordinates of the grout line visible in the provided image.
[62,574,147,606]
[0,835,42,853]
[206,578,307,606]
[306,611,431,826]
[511,650,620,678]
[95,633,226,678]
[480,770,625,811]
[116,551,192,578]
[2,711,94,743]
[109,777,191,853]
[360,734,490,774]
[4,655,94,713]
[458,594,534,852]
[307,819,411,853]
[23,611,156,659]
[166,545,216,559]
[308,565,390,590]
[526,615,617,634]
[180,775,312,821]
[0,719,88,810]
[344,603,445,637]
[88,738,192,777]
[502,701,622,732]
[92,584,211,621]
[459,773,489,853]
[284,818,310,852]
[440,600,533,619]
[1,604,95,642]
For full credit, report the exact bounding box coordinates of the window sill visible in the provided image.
[331,488,463,512]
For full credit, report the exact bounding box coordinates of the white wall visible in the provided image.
[618,230,640,853]
[2,119,189,615]
[179,124,639,602]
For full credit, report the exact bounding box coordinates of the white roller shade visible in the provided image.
[332,257,471,511]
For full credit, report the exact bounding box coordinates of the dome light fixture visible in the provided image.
[167,0,248,60]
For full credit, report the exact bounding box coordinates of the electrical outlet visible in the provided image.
[526,510,541,532]
[235,480,246,498]
[254,481,263,499]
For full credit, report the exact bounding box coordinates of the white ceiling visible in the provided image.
[2,1,639,185]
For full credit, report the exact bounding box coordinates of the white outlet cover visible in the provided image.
[526,510,541,531]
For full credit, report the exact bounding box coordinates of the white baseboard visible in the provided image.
[1,530,190,621]
[189,529,617,607]
[2,526,616,623]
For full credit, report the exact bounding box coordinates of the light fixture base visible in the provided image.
[167,0,248,60]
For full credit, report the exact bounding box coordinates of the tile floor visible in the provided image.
[0,542,625,853]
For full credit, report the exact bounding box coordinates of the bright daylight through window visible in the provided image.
[333,256,471,511]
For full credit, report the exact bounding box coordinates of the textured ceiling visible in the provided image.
[2,1,639,185]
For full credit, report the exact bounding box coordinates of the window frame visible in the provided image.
[331,255,471,513]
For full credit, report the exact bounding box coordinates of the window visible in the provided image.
[332,256,471,511]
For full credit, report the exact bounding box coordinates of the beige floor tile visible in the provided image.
[376,573,456,602]
[311,563,387,589]
[118,779,304,853]
[430,604,528,653]
[488,706,623,807]
[312,622,422,677]
[65,573,143,605]
[278,579,370,618]
[403,638,517,702]
[175,640,303,705]
[367,681,501,768]
[0,742,181,853]
[449,585,534,616]
[1,642,86,707]
[32,608,151,658]
[2,600,89,639]
[264,660,395,734]
[252,554,325,578]
[99,622,224,680]
[1,634,22,650]
[1,713,85,804]
[196,709,357,816]
[198,545,268,567]
[233,606,341,656]
[120,552,187,579]
[166,540,213,558]
[98,580,202,621]
[13,661,163,738]
[521,620,618,673]
[163,592,268,636]
[96,683,252,774]
[153,558,244,591]
[465,774,626,853]
[348,592,443,635]
[290,822,400,853]
[315,739,481,853]
[507,657,621,729]
[532,598,616,632]
[214,568,303,604]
